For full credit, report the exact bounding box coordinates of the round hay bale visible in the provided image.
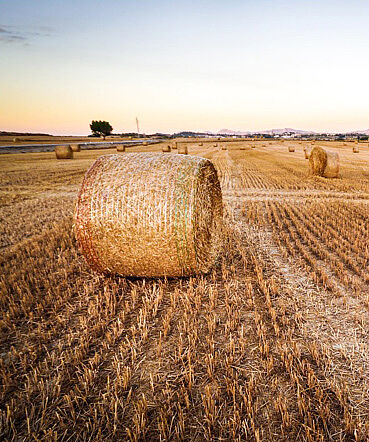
[143,141,148,146]
[240,146,246,150]
[117,145,126,152]
[172,142,178,149]
[178,145,188,154]
[288,146,295,152]
[353,145,359,153]
[198,142,203,146]
[13,137,20,143]
[309,146,339,178]
[251,145,256,149]
[221,146,227,150]
[214,143,218,147]
[74,153,223,277]
[55,145,73,159]
[162,145,171,152]
[304,146,312,159]
[70,143,81,152]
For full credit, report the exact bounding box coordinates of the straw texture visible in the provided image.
[309,147,339,178]
[74,153,223,277]
[55,145,73,159]
[70,143,81,152]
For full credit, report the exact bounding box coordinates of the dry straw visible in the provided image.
[309,146,339,178]
[74,153,223,277]
[162,145,171,152]
[288,146,295,152]
[70,143,81,152]
[117,145,126,152]
[178,144,188,155]
[55,145,73,159]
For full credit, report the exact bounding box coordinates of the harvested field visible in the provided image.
[1,140,369,440]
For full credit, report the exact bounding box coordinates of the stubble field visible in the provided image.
[1,140,369,441]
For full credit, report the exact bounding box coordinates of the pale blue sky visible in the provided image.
[1,0,369,134]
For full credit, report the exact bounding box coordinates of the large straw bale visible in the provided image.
[143,141,148,146]
[162,145,171,152]
[13,137,20,142]
[288,146,295,152]
[117,145,126,152]
[309,146,339,178]
[70,143,81,152]
[172,142,177,149]
[74,153,223,277]
[55,145,73,159]
[178,144,188,154]
[353,144,359,153]
[198,142,203,146]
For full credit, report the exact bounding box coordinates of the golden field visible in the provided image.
[1,140,369,440]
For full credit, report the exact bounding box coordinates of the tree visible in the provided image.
[90,120,113,139]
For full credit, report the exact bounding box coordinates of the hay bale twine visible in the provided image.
[288,146,295,152]
[117,145,126,152]
[55,145,73,159]
[162,145,171,152]
[309,146,339,178]
[353,144,359,153]
[70,143,81,152]
[178,144,188,154]
[74,153,223,277]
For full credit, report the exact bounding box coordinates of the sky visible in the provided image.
[1,0,369,135]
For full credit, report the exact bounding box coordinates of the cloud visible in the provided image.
[0,25,53,44]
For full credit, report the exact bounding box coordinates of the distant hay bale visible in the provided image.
[304,146,312,159]
[353,145,359,153]
[13,137,20,142]
[214,143,218,147]
[178,144,188,154]
[309,146,339,178]
[262,143,266,147]
[143,141,148,146]
[251,145,256,149]
[288,146,295,152]
[198,142,203,146]
[162,145,171,152]
[343,142,347,146]
[221,146,227,150]
[172,142,177,149]
[240,146,246,150]
[55,145,73,159]
[70,143,81,152]
[117,145,126,152]
[74,153,223,277]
